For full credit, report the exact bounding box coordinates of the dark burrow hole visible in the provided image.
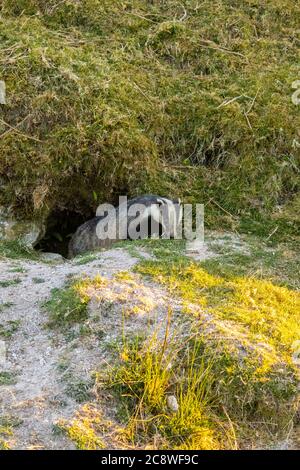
[35,209,92,258]
[35,209,168,258]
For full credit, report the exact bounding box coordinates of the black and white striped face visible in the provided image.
[126,195,182,239]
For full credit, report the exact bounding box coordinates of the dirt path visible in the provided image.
[0,248,155,449]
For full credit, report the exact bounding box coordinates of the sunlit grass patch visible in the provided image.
[134,259,299,444]
[72,274,108,303]
[57,404,106,450]
[72,272,158,318]
[136,260,300,362]
[44,283,90,327]
[97,324,232,450]
[73,252,99,266]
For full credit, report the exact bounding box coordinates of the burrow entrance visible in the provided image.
[35,209,92,258]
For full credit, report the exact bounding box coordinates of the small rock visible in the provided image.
[40,252,64,263]
[0,340,6,366]
[166,395,179,413]
[0,206,45,247]
[0,80,6,104]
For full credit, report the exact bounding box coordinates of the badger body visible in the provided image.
[68,195,182,258]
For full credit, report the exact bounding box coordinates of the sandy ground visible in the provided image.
[0,248,155,449]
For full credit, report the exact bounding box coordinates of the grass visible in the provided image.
[64,376,94,404]
[32,277,45,284]
[0,278,21,288]
[0,416,19,450]
[0,302,13,312]
[97,328,233,449]
[0,371,17,386]
[44,282,90,327]
[0,1,299,242]
[8,266,27,273]
[95,315,297,449]
[41,232,299,449]
[0,320,20,338]
[57,404,106,450]
[73,252,99,265]
[0,240,40,261]
[136,259,300,364]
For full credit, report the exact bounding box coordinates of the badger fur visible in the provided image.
[68,195,182,258]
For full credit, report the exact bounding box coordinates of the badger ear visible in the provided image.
[173,197,181,204]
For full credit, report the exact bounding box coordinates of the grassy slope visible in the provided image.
[0,0,299,241]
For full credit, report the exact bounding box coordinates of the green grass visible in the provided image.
[0,371,18,386]
[0,240,40,261]
[136,258,300,362]
[64,377,94,404]
[73,252,99,265]
[44,283,89,327]
[0,320,20,338]
[8,266,27,273]
[96,313,297,449]
[0,302,14,312]
[0,415,23,450]
[0,1,299,239]
[101,331,225,449]
[32,277,46,284]
[45,233,299,449]
[0,278,21,288]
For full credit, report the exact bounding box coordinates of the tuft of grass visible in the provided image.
[0,240,39,261]
[0,320,20,338]
[0,415,23,428]
[99,328,232,450]
[32,277,46,284]
[64,377,94,404]
[8,266,27,273]
[0,371,17,386]
[44,283,89,327]
[0,302,14,312]
[73,252,99,265]
[0,277,21,288]
[57,404,106,450]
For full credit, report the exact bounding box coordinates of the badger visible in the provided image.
[68,195,182,258]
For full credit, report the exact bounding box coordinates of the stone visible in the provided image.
[166,395,179,412]
[0,206,45,247]
[40,252,64,262]
[0,81,6,104]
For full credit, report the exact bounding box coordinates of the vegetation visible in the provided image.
[44,282,90,326]
[0,277,21,288]
[0,240,39,261]
[0,319,20,338]
[53,236,298,449]
[0,0,299,451]
[0,1,299,242]
[0,371,18,386]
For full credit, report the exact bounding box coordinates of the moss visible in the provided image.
[0,1,299,233]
